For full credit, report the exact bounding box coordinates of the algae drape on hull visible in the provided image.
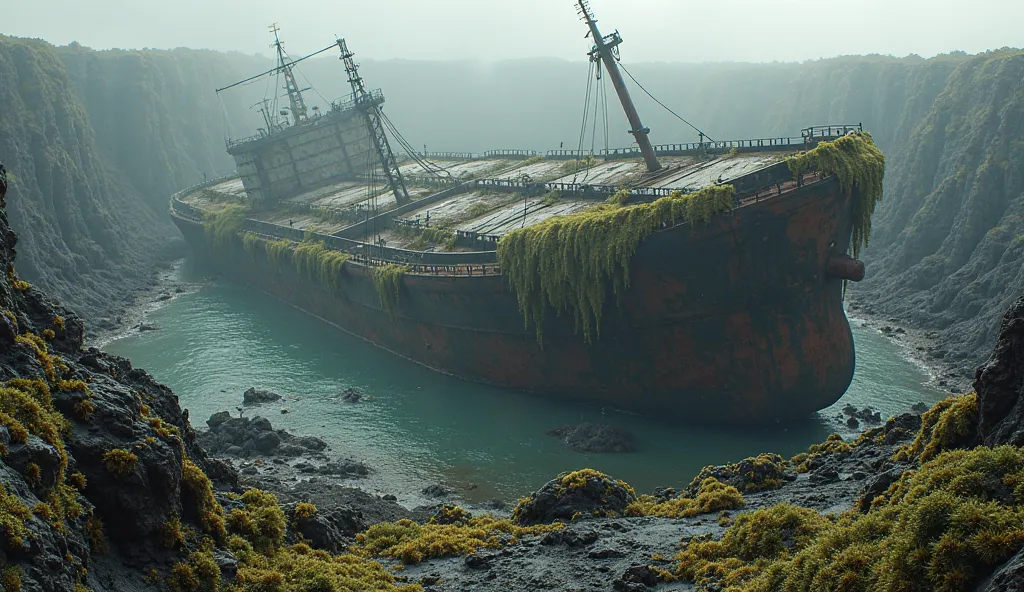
[786,132,886,258]
[498,132,886,343]
[496,185,735,343]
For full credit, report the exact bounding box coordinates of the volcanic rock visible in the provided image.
[546,423,636,453]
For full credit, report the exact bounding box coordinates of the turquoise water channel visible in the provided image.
[104,262,945,505]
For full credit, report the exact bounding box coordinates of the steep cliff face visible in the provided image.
[0,37,250,326]
[853,50,1024,378]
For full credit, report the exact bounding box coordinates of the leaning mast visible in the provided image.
[577,1,661,173]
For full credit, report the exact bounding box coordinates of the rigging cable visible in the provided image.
[572,60,596,184]
[617,61,714,142]
[582,62,603,185]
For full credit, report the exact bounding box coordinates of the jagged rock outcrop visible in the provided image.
[0,172,236,590]
[976,295,1024,446]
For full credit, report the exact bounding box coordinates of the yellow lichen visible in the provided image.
[785,131,886,258]
[42,329,55,340]
[86,517,108,554]
[0,484,31,549]
[355,515,561,565]
[627,478,744,518]
[674,445,1024,592]
[235,543,423,592]
[227,489,287,554]
[181,460,226,541]
[103,449,138,476]
[894,393,979,462]
[791,433,852,473]
[169,548,220,592]
[2,566,21,592]
[53,316,65,332]
[497,184,735,342]
[690,453,789,493]
[294,503,317,520]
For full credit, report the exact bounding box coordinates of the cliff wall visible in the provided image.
[0,37,253,326]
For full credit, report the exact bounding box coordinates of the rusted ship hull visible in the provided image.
[171,176,857,424]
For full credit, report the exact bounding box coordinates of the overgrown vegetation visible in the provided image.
[894,393,979,462]
[627,478,744,518]
[786,132,886,258]
[497,184,735,342]
[242,234,352,293]
[203,205,248,247]
[675,445,1024,591]
[103,449,138,476]
[371,264,410,317]
[355,509,560,565]
[560,154,597,175]
[393,225,457,251]
[791,433,853,473]
[690,453,789,493]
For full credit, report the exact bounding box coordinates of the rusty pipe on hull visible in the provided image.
[826,254,865,282]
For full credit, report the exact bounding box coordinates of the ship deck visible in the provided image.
[180,149,792,250]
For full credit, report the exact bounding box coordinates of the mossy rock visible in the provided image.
[689,453,793,494]
[512,469,637,525]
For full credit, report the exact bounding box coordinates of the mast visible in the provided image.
[270,24,308,126]
[337,38,410,206]
[576,1,661,173]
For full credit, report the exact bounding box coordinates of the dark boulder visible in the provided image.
[207,410,232,429]
[546,423,636,453]
[287,504,366,554]
[421,484,451,498]
[513,470,637,526]
[254,431,281,454]
[340,387,365,403]
[243,387,282,405]
[975,546,1024,592]
[976,296,1024,447]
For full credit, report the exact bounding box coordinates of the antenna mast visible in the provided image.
[576,1,661,173]
[337,38,410,206]
[270,24,308,126]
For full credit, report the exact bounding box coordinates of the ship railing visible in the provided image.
[418,151,480,160]
[545,149,591,160]
[801,123,862,139]
[482,149,539,159]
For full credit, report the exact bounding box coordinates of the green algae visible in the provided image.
[497,184,735,342]
[371,264,410,317]
[786,132,886,258]
[242,233,351,292]
[203,205,248,247]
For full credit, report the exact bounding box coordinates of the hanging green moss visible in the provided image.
[371,264,410,317]
[241,234,351,291]
[203,205,248,247]
[497,184,735,342]
[786,132,886,258]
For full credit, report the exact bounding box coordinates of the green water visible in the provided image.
[104,261,945,505]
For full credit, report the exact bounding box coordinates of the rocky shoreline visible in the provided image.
[847,295,976,395]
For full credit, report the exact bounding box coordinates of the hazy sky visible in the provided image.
[7,0,1023,63]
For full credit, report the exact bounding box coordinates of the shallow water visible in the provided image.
[104,261,945,505]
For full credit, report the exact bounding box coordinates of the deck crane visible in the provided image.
[337,39,411,206]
